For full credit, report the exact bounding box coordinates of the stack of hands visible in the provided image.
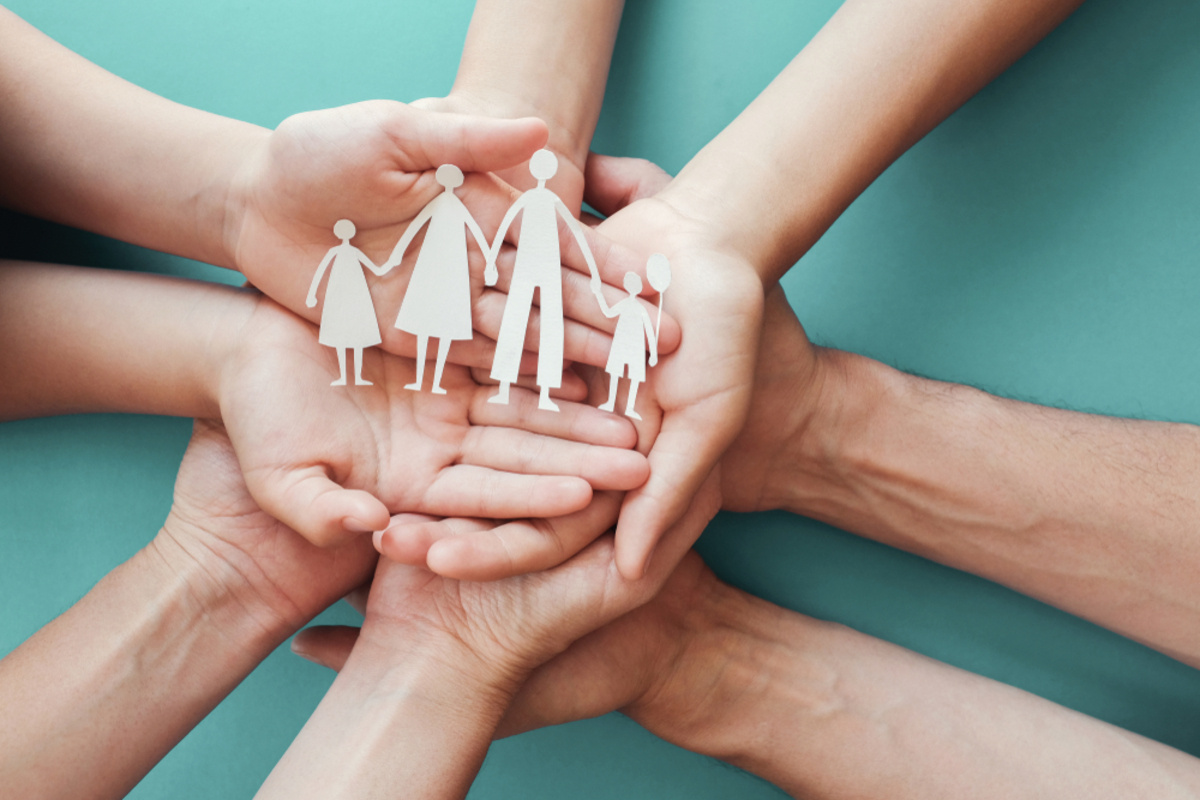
[6,1,1200,798]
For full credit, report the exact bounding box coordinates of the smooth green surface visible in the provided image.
[2,0,1200,796]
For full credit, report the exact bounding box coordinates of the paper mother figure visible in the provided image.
[382,164,488,394]
[591,254,670,420]
[306,219,386,386]
[485,149,601,412]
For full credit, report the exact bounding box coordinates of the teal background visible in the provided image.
[2,0,1200,796]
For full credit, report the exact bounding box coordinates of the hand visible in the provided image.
[485,261,498,286]
[215,292,651,548]
[373,156,757,582]
[585,155,764,579]
[649,352,658,368]
[295,478,722,710]
[718,285,829,513]
[291,548,742,756]
[226,100,677,373]
[155,419,379,638]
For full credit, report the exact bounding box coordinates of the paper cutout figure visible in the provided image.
[306,219,385,386]
[382,165,488,394]
[485,149,602,412]
[591,254,669,420]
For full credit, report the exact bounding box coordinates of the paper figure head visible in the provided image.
[334,219,356,241]
[436,164,464,189]
[530,149,558,181]
[646,253,671,293]
[623,272,643,295]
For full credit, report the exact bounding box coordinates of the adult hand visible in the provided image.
[257,476,720,799]
[215,292,651,549]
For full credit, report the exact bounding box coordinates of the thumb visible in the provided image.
[387,105,549,174]
[291,625,361,672]
[249,464,391,548]
[583,153,673,217]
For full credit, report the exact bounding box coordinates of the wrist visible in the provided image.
[215,126,272,273]
[435,88,590,174]
[149,515,301,649]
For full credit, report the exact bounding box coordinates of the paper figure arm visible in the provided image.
[486,196,527,286]
[353,246,385,277]
[641,305,658,367]
[592,287,617,318]
[462,205,491,259]
[381,202,437,274]
[306,248,337,307]
[555,198,601,285]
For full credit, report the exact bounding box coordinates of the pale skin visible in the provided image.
[0,262,652,548]
[296,549,1200,799]
[0,7,677,374]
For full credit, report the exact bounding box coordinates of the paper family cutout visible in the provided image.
[306,150,668,418]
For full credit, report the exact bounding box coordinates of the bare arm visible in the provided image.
[0,8,264,269]
[448,0,623,192]
[654,0,1085,282]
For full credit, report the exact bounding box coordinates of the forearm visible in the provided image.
[656,0,1083,281]
[648,581,1200,798]
[0,539,291,799]
[0,262,250,420]
[0,8,265,268]
[450,0,623,170]
[785,352,1200,667]
[258,634,515,799]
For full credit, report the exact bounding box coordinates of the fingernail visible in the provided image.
[344,517,374,534]
[290,638,313,660]
[371,528,386,551]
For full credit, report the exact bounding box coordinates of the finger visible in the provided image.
[613,409,734,579]
[291,625,360,672]
[425,492,623,581]
[422,466,593,519]
[459,427,649,491]
[344,583,370,616]
[583,153,673,216]
[249,465,391,548]
[469,384,638,447]
[385,106,550,174]
[375,515,493,566]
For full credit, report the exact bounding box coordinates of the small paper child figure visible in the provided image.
[591,263,664,421]
[306,219,386,386]
[486,149,602,412]
[382,164,488,394]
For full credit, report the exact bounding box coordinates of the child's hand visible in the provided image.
[214,294,651,549]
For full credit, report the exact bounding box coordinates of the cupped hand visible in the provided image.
[155,419,378,635]
[213,292,651,549]
[225,100,678,373]
[373,154,760,581]
[293,472,721,708]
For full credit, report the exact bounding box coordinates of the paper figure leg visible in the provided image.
[538,385,560,413]
[431,338,451,395]
[624,379,643,421]
[536,281,564,392]
[488,381,511,405]
[353,347,373,386]
[406,336,429,392]
[599,374,619,413]
[332,349,348,387]
[489,279,537,387]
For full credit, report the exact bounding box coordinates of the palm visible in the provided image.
[217,295,645,547]
[591,197,764,576]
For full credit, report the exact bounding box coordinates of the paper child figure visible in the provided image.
[306,219,385,386]
[591,268,660,421]
[382,164,488,394]
[485,149,601,412]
